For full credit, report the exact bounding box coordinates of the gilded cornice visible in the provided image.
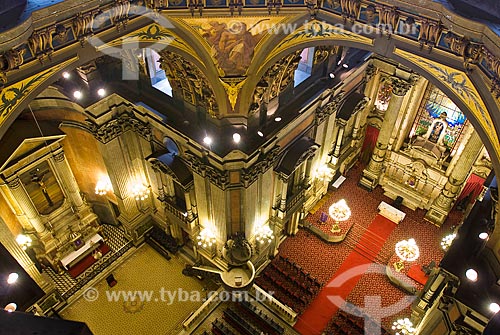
[0,57,77,126]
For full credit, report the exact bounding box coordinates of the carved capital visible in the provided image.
[53,151,65,163]
[365,64,377,81]
[389,76,414,96]
[87,111,152,143]
[7,178,21,189]
[182,152,229,189]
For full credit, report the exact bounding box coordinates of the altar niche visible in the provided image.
[21,161,64,215]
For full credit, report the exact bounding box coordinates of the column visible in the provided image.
[0,219,53,293]
[7,178,47,235]
[277,176,288,219]
[425,130,484,226]
[303,157,314,186]
[184,190,194,220]
[52,151,84,211]
[445,123,474,176]
[359,76,414,190]
[394,78,427,151]
[99,137,141,227]
[331,119,346,165]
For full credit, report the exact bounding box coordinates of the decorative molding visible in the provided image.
[0,57,77,126]
[52,151,65,163]
[158,50,218,118]
[241,146,281,186]
[315,91,346,124]
[182,152,229,189]
[87,111,152,144]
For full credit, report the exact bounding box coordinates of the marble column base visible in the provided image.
[359,168,380,191]
[425,206,449,227]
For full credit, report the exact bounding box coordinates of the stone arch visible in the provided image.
[237,25,500,170]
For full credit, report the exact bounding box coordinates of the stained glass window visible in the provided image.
[412,85,466,150]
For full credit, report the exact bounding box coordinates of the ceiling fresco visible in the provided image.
[179,16,288,76]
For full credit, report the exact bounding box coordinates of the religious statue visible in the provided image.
[31,169,53,207]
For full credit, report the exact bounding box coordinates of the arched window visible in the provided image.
[411,85,466,151]
[294,47,315,87]
[145,49,173,96]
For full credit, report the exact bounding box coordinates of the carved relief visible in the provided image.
[388,75,418,96]
[378,6,399,33]
[340,0,361,22]
[72,10,98,45]
[313,46,336,65]
[249,50,302,114]
[315,91,345,124]
[158,50,218,117]
[29,28,55,63]
[0,49,25,72]
[418,19,442,50]
[87,111,153,143]
[241,146,281,186]
[182,152,229,189]
[111,0,131,32]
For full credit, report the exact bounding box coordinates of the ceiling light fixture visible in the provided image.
[479,232,489,240]
[329,73,335,79]
[274,117,282,122]
[97,88,106,97]
[257,131,264,137]
[73,90,82,99]
[466,268,478,282]
[7,273,19,285]
[342,63,349,68]
[490,302,500,313]
[62,71,70,79]
[233,133,241,143]
[203,136,212,145]
[4,303,17,313]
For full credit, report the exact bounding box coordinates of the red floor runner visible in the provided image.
[294,215,396,335]
[407,264,429,285]
[68,244,111,278]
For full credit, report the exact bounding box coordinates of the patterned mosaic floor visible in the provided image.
[60,243,205,335]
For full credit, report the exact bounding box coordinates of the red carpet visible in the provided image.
[407,264,429,285]
[294,215,396,335]
[68,244,111,278]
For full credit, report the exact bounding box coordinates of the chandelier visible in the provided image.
[131,183,150,201]
[441,233,456,251]
[329,199,351,233]
[95,176,113,195]
[394,238,420,271]
[392,318,416,335]
[255,224,274,244]
[197,228,217,248]
[316,164,333,181]
[16,234,32,250]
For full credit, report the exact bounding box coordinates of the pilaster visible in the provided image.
[425,130,484,226]
[359,76,416,190]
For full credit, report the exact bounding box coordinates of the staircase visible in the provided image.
[342,223,393,264]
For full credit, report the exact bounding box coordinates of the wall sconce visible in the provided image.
[16,234,32,250]
[441,233,456,251]
[255,224,274,244]
[131,183,150,201]
[197,228,216,248]
[95,176,113,195]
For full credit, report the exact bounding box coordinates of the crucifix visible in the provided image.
[30,169,54,207]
